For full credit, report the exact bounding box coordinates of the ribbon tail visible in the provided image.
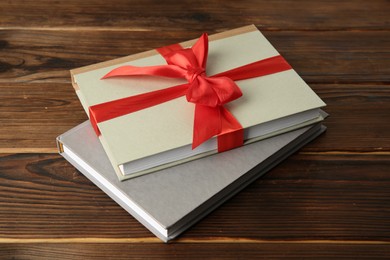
[192,104,221,149]
[217,106,244,152]
[192,105,243,152]
[89,106,101,136]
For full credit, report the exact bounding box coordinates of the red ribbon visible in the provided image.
[89,33,292,152]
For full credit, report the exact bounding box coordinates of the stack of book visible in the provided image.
[57,25,327,242]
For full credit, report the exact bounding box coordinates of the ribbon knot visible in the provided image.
[186,67,205,83]
[159,34,242,108]
[92,31,292,152]
[186,75,242,108]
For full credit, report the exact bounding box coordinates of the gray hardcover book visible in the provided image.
[57,122,326,242]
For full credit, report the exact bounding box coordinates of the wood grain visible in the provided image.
[0,0,389,258]
[0,83,87,152]
[0,0,389,31]
[1,243,389,259]
[0,153,388,241]
[0,30,389,83]
[305,84,390,152]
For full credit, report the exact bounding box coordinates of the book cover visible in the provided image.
[57,121,326,242]
[71,25,326,179]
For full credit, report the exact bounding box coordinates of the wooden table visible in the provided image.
[1,1,389,258]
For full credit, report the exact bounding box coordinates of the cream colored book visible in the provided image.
[71,25,326,180]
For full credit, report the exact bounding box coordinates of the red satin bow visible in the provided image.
[90,33,292,152]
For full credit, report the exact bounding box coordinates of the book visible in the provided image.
[57,121,326,242]
[71,25,326,179]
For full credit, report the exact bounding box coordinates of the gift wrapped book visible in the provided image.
[68,25,326,180]
[58,25,327,241]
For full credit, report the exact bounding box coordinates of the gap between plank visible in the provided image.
[1,149,389,155]
[0,237,389,245]
[0,26,389,32]
[300,151,390,155]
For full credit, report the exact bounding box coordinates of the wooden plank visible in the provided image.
[1,83,389,153]
[305,84,390,153]
[0,153,388,241]
[0,30,388,84]
[0,243,389,259]
[0,0,389,31]
[0,83,87,153]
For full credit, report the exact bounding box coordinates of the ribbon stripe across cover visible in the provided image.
[89,33,292,152]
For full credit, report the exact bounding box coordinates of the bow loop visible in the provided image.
[191,33,208,69]
[164,33,208,73]
[164,48,200,69]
